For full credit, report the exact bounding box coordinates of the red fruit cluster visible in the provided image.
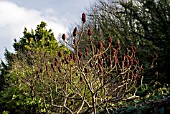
[62,34,66,40]
[85,52,89,56]
[88,29,92,36]
[39,68,42,73]
[65,56,71,64]
[98,41,103,50]
[131,46,136,53]
[54,58,58,66]
[51,64,56,72]
[98,58,102,66]
[85,47,88,52]
[66,56,71,61]
[78,51,83,59]
[55,58,58,62]
[70,53,73,59]
[132,72,135,79]
[85,47,89,56]
[108,37,112,43]
[128,56,134,65]
[82,13,86,23]
[45,65,48,71]
[112,48,117,55]
[73,27,78,37]
[58,51,62,57]
[84,68,88,73]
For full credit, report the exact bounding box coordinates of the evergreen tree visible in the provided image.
[0,22,69,113]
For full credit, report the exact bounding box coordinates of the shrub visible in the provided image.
[0,14,143,114]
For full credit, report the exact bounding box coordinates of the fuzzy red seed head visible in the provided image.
[51,64,54,69]
[36,70,39,75]
[54,61,57,66]
[70,53,73,59]
[80,76,83,82]
[98,41,103,50]
[51,64,56,72]
[129,56,134,65]
[108,36,112,43]
[58,67,61,73]
[131,46,136,53]
[78,51,83,59]
[73,27,78,37]
[84,68,88,73]
[98,58,102,66]
[85,47,88,52]
[45,65,48,71]
[67,56,71,61]
[86,52,89,56]
[58,51,62,57]
[82,13,86,23]
[112,48,117,55]
[132,72,135,79]
[55,58,58,62]
[47,71,50,77]
[62,34,66,40]
[88,29,92,36]
[73,54,76,61]
[65,57,69,64]
[40,68,42,73]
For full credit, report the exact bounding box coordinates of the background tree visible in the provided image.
[0,22,69,113]
[81,0,170,84]
[120,0,170,83]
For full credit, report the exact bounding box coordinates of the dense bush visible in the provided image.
[0,0,170,113]
[0,13,144,113]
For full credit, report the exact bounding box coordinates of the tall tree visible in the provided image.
[82,0,170,83]
[0,22,70,113]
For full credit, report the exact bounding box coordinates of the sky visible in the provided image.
[0,0,95,61]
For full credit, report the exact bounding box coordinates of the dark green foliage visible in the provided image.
[120,0,170,83]
[85,0,170,84]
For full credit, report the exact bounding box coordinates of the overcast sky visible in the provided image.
[0,0,95,61]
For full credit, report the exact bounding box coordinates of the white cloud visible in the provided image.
[0,0,67,60]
